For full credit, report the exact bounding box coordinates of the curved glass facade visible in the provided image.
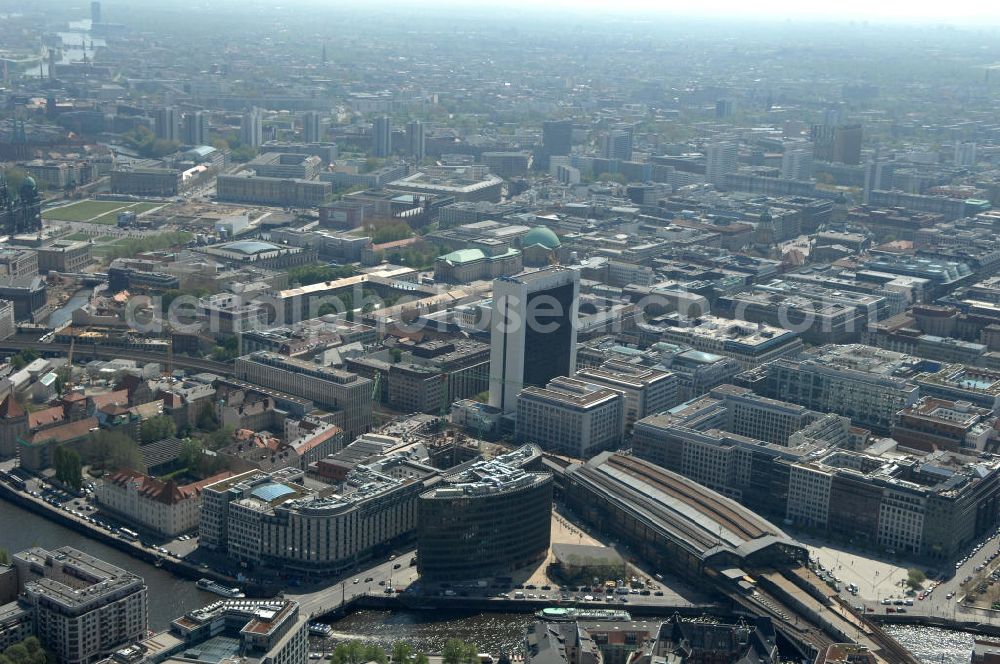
[417,473,552,581]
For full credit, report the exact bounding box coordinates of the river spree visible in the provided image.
[0,499,213,629]
[326,610,978,663]
[0,498,980,661]
[48,288,92,328]
[883,625,975,664]
[325,610,543,654]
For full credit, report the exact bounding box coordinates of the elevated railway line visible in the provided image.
[0,337,234,376]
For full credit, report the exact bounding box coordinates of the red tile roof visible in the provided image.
[23,417,98,447]
[90,390,130,411]
[29,406,66,430]
[371,237,424,251]
[0,394,25,419]
[105,469,235,505]
[292,425,343,455]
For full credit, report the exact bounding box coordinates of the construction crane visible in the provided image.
[59,334,76,395]
[371,370,383,404]
[439,373,449,418]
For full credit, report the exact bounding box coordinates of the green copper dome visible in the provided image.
[522,226,561,250]
[19,176,38,198]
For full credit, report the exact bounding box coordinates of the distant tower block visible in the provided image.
[372,116,391,157]
[303,111,322,143]
[241,107,263,148]
[184,111,210,146]
[91,1,102,24]
[406,120,425,161]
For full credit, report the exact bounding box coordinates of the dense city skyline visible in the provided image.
[5,1,1000,663]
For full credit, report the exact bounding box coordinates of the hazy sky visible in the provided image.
[406,0,1000,24]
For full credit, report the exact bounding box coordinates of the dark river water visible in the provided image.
[882,625,976,664]
[47,288,92,328]
[321,610,536,655]
[323,610,976,662]
[0,498,979,661]
[0,498,214,630]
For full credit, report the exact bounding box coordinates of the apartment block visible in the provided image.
[13,547,147,664]
[739,344,922,433]
[574,361,677,430]
[95,470,233,537]
[235,352,372,439]
[653,314,804,370]
[199,462,436,575]
[515,376,625,459]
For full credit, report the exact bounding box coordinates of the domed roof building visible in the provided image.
[522,226,561,250]
[19,176,38,200]
[220,240,281,257]
[521,226,561,266]
[1,170,42,235]
[201,237,314,269]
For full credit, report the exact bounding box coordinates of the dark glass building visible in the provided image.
[417,445,552,581]
[540,119,573,170]
[489,267,579,413]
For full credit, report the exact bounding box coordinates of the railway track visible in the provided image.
[0,339,234,375]
[731,586,836,656]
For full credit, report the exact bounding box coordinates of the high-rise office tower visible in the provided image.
[863,159,894,204]
[954,142,977,167]
[406,120,426,161]
[863,161,875,205]
[489,267,579,413]
[302,111,322,143]
[183,111,209,146]
[91,1,101,24]
[715,99,734,119]
[811,124,836,162]
[372,116,392,157]
[241,107,262,148]
[833,124,863,165]
[812,124,862,165]
[154,107,179,142]
[602,129,632,161]
[540,119,573,170]
[302,111,323,143]
[781,147,813,180]
[705,141,738,186]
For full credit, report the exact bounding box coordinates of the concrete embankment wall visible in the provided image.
[0,480,255,592]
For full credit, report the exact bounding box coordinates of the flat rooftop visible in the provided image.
[15,546,144,610]
[519,376,621,410]
[665,315,798,348]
